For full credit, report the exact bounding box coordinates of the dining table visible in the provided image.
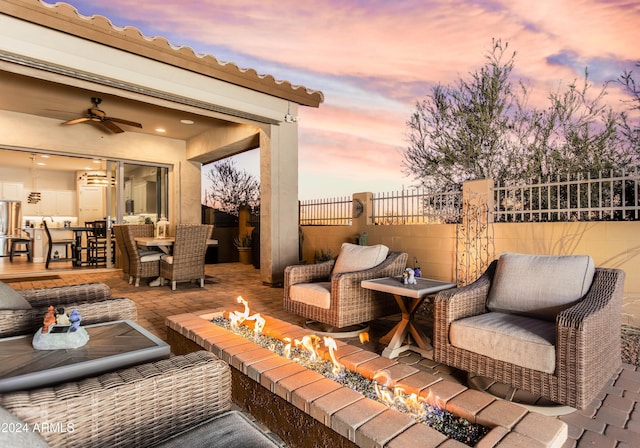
[135,236,219,254]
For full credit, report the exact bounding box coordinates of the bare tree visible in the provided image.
[403,39,523,190]
[204,159,260,216]
[618,62,640,161]
[403,40,629,190]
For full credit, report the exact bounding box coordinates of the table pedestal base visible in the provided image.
[380,293,433,359]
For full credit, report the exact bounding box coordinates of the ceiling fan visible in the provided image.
[62,97,142,134]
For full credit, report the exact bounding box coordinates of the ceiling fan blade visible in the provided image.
[109,117,143,128]
[63,117,90,125]
[101,119,125,134]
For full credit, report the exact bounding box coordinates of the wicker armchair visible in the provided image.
[283,250,408,329]
[160,224,213,290]
[122,224,161,287]
[0,351,232,448]
[0,282,137,337]
[433,254,625,409]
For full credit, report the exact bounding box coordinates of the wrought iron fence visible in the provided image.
[371,189,462,225]
[299,171,640,226]
[299,189,462,226]
[494,171,640,222]
[299,196,353,225]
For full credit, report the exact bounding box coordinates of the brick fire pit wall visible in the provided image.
[166,310,568,448]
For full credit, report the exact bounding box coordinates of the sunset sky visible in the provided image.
[51,0,638,200]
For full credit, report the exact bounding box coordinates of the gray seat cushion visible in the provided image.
[156,410,281,448]
[487,253,595,321]
[0,281,32,310]
[289,282,331,309]
[450,312,556,374]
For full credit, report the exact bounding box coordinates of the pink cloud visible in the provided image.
[61,0,638,199]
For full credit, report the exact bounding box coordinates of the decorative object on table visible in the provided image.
[42,305,56,334]
[234,232,253,265]
[69,309,82,332]
[413,257,421,278]
[33,305,89,350]
[55,307,70,325]
[156,215,170,238]
[402,268,417,285]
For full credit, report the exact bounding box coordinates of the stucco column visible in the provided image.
[259,122,299,285]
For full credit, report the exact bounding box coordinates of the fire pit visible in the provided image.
[166,299,568,448]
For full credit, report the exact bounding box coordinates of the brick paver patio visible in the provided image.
[6,263,640,447]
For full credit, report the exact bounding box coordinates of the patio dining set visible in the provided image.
[113,223,215,290]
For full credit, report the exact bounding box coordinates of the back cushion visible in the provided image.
[487,253,595,321]
[332,243,389,274]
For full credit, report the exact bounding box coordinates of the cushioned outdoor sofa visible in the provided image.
[433,252,625,409]
[0,351,280,448]
[0,281,137,337]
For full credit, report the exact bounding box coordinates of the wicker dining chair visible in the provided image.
[432,253,625,409]
[112,224,129,280]
[283,245,408,330]
[159,224,213,290]
[122,224,161,287]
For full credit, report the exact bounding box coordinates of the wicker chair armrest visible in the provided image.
[434,261,496,323]
[284,259,335,286]
[1,351,231,448]
[557,268,625,330]
[554,268,625,395]
[0,298,138,338]
[19,283,112,308]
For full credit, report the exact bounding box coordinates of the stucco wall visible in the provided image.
[301,220,640,325]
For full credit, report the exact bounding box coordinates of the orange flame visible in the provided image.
[424,388,446,411]
[373,370,429,418]
[283,337,292,359]
[279,333,343,376]
[228,296,266,335]
[359,332,370,343]
[323,336,343,375]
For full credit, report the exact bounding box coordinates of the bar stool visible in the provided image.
[9,237,32,262]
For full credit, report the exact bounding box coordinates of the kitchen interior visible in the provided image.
[0,149,166,275]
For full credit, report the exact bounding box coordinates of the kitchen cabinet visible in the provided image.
[132,181,157,214]
[23,189,76,216]
[0,182,23,201]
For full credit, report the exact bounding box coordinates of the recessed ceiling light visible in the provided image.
[92,160,101,164]
[180,119,194,125]
[156,128,166,133]
[40,154,50,158]
[36,162,46,166]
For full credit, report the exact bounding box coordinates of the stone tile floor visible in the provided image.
[7,263,640,448]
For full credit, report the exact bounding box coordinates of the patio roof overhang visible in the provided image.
[0,0,324,108]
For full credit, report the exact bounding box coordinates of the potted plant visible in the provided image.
[313,248,334,263]
[234,232,253,264]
